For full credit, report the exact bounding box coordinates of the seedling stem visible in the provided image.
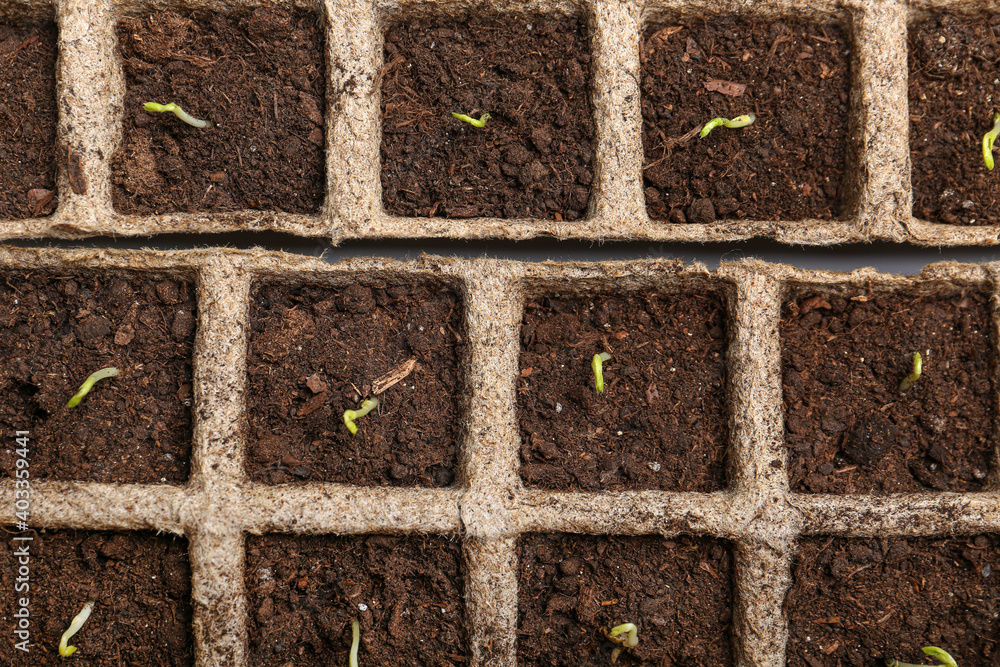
[59,600,95,657]
[898,352,923,393]
[67,367,120,408]
[605,622,639,664]
[983,112,1000,170]
[452,112,491,128]
[885,646,957,667]
[700,113,756,138]
[343,397,378,435]
[143,102,211,128]
[592,352,612,393]
[349,618,360,667]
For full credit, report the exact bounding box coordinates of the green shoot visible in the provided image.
[983,112,1000,170]
[605,623,638,664]
[451,112,491,128]
[343,397,378,435]
[67,367,120,408]
[700,113,757,138]
[592,352,612,393]
[143,102,211,128]
[349,618,360,667]
[58,600,95,657]
[885,646,957,667]
[898,352,923,393]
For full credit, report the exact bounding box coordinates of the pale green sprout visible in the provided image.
[343,397,379,435]
[67,367,120,408]
[700,113,757,138]
[885,646,957,667]
[143,102,211,128]
[349,618,360,667]
[592,352,612,393]
[605,622,638,664]
[58,600,95,657]
[983,112,1000,170]
[451,112,491,128]
[898,352,923,393]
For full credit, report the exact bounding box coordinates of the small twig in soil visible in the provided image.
[372,357,417,395]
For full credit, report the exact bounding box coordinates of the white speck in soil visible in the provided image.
[359,603,368,611]
[555,402,562,413]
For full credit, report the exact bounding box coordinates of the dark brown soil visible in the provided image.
[781,288,995,494]
[112,9,325,215]
[641,19,849,223]
[246,534,465,666]
[518,533,732,666]
[0,272,196,484]
[380,16,594,221]
[0,22,57,220]
[786,536,1000,667]
[518,292,728,492]
[0,530,192,665]
[909,14,1000,225]
[246,281,464,486]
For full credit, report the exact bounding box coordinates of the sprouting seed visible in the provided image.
[898,352,923,393]
[885,646,957,667]
[604,622,639,664]
[592,352,612,393]
[143,102,211,128]
[983,112,1000,170]
[343,397,379,435]
[348,618,360,667]
[58,601,95,657]
[67,367,120,408]
[700,113,756,138]
[451,112,491,128]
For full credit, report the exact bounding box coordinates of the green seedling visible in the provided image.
[67,367,120,408]
[451,112,491,128]
[343,397,378,435]
[983,111,1000,170]
[349,618,360,667]
[59,600,95,657]
[143,102,211,128]
[885,646,957,667]
[898,352,923,393]
[604,622,639,664]
[592,352,612,393]
[700,113,757,138]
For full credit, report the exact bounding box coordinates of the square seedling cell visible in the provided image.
[112,9,325,215]
[786,536,1000,666]
[0,21,57,219]
[641,19,850,223]
[781,286,995,494]
[246,279,465,486]
[380,16,594,221]
[246,534,466,665]
[518,290,728,491]
[909,14,1000,225]
[518,534,733,665]
[0,272,196,484]
[0,530,192,665]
